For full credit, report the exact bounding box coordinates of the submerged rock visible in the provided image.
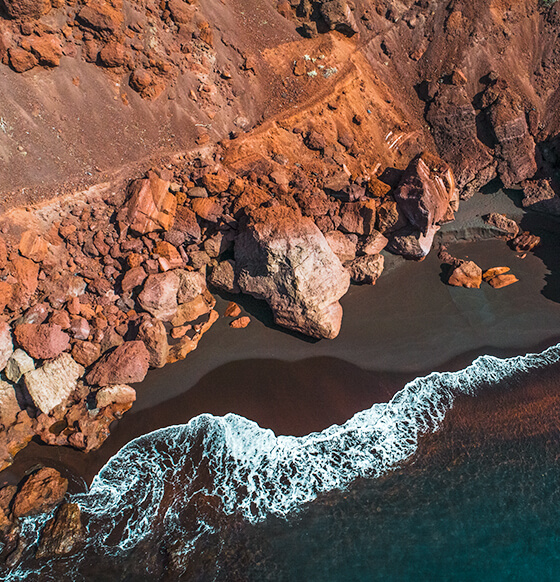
[235,205,350,339]
[36,503,84,559]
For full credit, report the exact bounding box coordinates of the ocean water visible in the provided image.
[4,343,560,581]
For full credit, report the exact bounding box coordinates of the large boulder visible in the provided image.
[12,468,68,518]
[86,341,149,386]
[0,381,21,429]
[14,323,70,360]
[234,206,350,339]
[393,152,457,236]
[24,353,84,414]
[123,171,176,235]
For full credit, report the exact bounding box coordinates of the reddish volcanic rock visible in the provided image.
[230,316,251,329]
[121,266,147,293]
[12,468,68,518]
[138,271,180,321]
[224,302,241,317]
[346,254,384,285]
[2,0,51,20]
[394,152,457,236]
[124,172,176,235]
[77,2,124,36]
[86,341,150,386]
[426,84,496,199]
[483,213,519,239]
[0,412,35,471]
[98,42,127,68]
[71,341,102,368]
[136,317,168,368]
[19,230,48,262]
[521,179,560,215]
[339,201,377,236]
[235,205,350,339]
[191,197,223,223]
[29,35,63,67]
[14,323,69,360]
[448,260,482,289]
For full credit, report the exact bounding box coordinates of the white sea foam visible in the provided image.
[5,343,560,580]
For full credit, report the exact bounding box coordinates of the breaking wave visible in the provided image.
[6,343,560,580]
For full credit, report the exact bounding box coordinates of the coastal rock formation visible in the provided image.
[235,206,350,339]
[521,180,560,215]
[12,468,68,518]
[24,353,84,414]
[393,153,457,236]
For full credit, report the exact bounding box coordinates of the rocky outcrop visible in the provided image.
[235,206,350,339]
[12,468,68,518]
[426,85,496,199]
[24,353,84,414]
[394,152,457,236]
[86,341,150,386]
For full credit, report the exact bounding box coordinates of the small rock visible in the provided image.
[224,302,241,317]
[0,381,21,429]
[19,230,48,262]
[487,273,519,288]
[324,231,357,262]
[208,260,240,294]
[121,266,147,293]
[448,260,482,288]
[96,384,136,408]
[346,254,384,284]
[136,318,168,368]
[482,267,511,280]
[5,349,35,383]
[358,231,388,255]
[188,187,208,198]
[230,316,250,329]
[483,213,519,239]
[71,341,102,368]
[70,317,90,341]
[510,231,540,252]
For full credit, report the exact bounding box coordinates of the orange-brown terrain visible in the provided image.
[0,0,559,562]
